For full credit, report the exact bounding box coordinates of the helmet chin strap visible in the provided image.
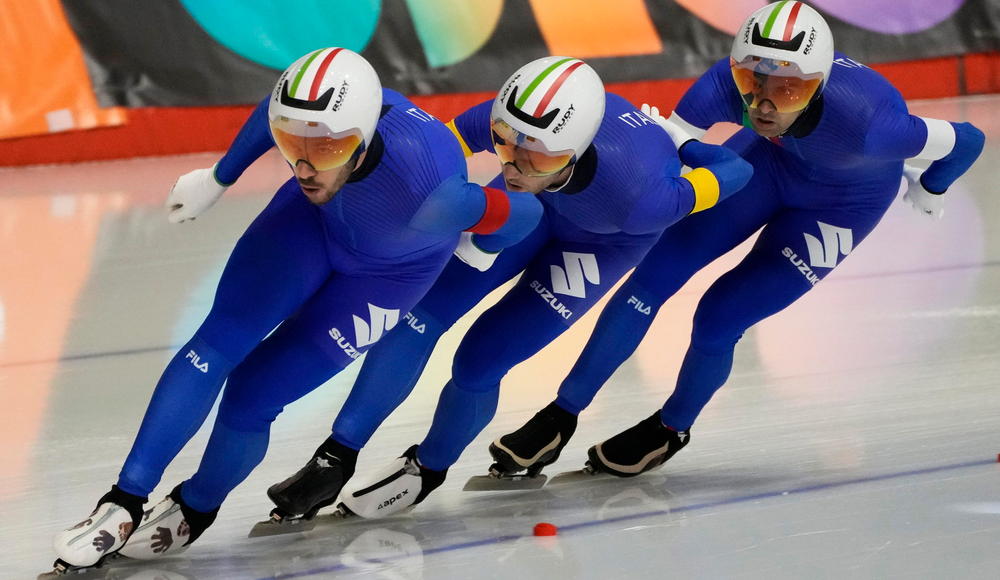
[543,163,575,192]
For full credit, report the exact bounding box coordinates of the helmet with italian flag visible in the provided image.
[730,2,834,112]
[490,56,605,166]
[268,47,382,170]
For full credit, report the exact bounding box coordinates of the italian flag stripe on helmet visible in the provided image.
[287,48,344,101]
[532,60,586,117]
[761,1,804,41]
[782,1,804,41]
[309,48,344,99]
[514,57,584,115]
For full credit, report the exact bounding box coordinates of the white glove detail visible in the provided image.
[901,164,944,220]
[165,163,228,223]
[641,103,695,150]
[454,232,498,272]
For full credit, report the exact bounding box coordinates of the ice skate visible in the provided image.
[249,439,357,538]
[584,411,690,477]
[465,402,577,491]
[336,445,446,519]
[45,486,146,577]
[117,484,217,560]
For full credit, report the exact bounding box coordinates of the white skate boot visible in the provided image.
[338,445,446,519]
[50,486,146,573]
[118,484,218,560]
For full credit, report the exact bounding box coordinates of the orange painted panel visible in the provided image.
[963,52,1000,95]
[871,57,960,100]
[527,0,662,58]
[0,0,125,139]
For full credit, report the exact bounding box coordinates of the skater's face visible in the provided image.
[292,153,365,205]
[491,118,575,193]
[731,57,822,138]
[500,161,573,193]
[746,100,803,138]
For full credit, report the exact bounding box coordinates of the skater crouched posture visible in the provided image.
[49,47,542,574]
[267,56,752,519]
[498,1,986,478]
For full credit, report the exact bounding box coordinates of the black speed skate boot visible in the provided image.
[267,437,358,520]
[586,412,690,477]
[490,402,578,478]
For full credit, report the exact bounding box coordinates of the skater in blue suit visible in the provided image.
[50,47,543,573]
[494,1,986,479]
[268,56,753,519]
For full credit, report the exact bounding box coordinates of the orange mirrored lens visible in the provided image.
[272,127,362,171]
[493,142,573,177]
[731,67,821,113]
[490,120,573,177]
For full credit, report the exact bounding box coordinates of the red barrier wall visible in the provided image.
[2,52,997,167]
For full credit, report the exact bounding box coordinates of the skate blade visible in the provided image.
[38,554,123,578]
[463,473,548,491]
[248,515,319,538]
[547,467,602,486]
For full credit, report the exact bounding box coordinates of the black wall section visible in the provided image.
[62,0,1000,108]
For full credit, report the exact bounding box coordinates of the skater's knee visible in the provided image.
[217,372,282,431]
[451,351,502,394]
[450,334,508,392]
[690,294,746,353]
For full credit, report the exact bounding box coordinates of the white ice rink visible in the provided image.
[1,94,998,579]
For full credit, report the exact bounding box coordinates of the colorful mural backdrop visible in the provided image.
[58,0,997,108]
[2,0,997,139]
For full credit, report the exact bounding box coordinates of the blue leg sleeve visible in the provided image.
[417,230,655,470]
[331,220,552,451]
[555,167,782,415]
[182,257,454,510]
[117,187,330,497]
[661,195,894,430]
[555,277,664,414]
[417,379,500,472]
[117,337,234,497]
[331,307,447,450]
[182,325,346,512]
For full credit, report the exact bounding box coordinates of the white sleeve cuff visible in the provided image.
[666,112,708,142]
[915,117,956,160]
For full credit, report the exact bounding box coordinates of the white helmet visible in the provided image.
[268,47,382,159]
[731,2,834,97]
[491,56,605,162]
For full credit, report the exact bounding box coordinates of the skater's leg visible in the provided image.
[117,186,331,498]
[418,233,656,472]
[329,220,546,449]
[555,163,781,414]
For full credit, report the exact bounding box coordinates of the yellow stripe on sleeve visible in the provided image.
[445,119,473,158]
[682,167,721,214]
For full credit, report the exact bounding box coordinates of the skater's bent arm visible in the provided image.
[215,97,278,186]
[621,142,753,234]
[866,110,986,193]
[408,174,543,248]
